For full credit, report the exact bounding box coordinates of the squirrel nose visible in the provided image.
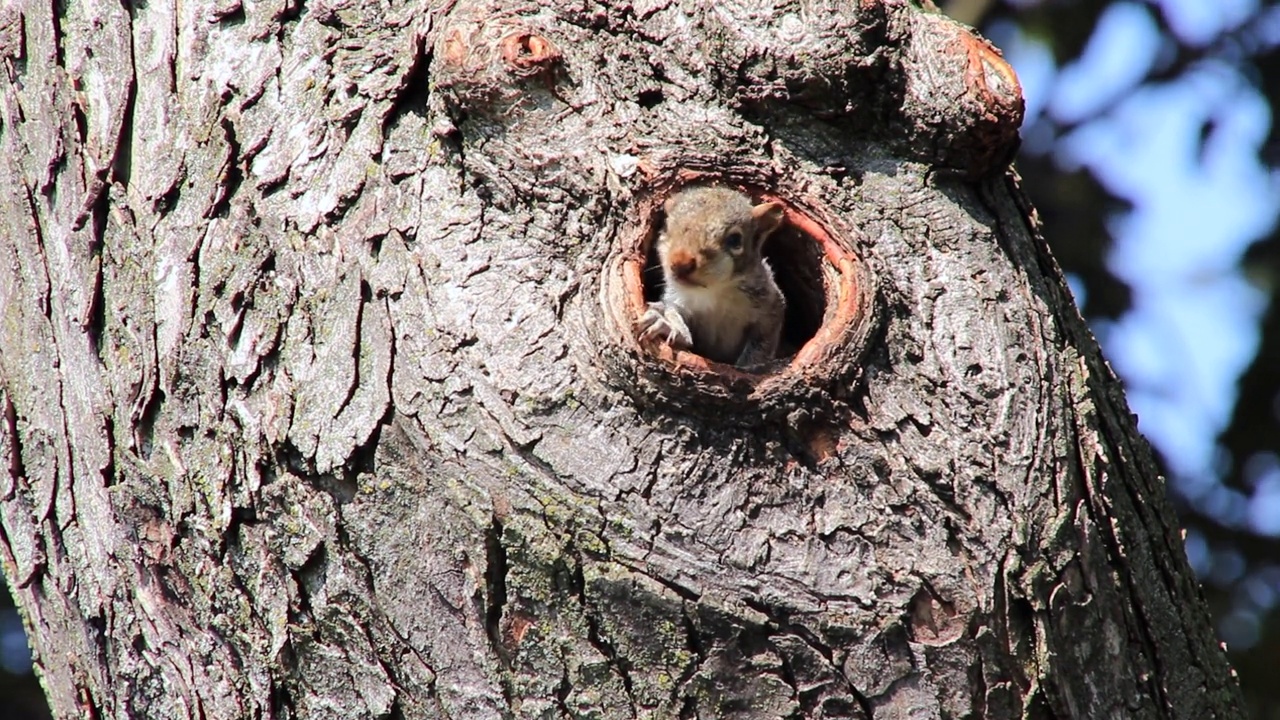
[669,251,697,279]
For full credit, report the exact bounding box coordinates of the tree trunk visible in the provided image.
[0,0,1247,718]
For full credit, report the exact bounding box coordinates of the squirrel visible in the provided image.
[637,185,787,368]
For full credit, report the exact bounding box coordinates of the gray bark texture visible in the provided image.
[0,0,1248,718]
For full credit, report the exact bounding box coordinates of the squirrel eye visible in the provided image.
[723,231,744,252]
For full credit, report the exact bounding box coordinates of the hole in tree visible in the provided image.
[763,219,827,356]
[641,188,830,363]
[637,88,665,108]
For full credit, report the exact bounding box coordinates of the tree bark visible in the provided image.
[0,0,1246,718]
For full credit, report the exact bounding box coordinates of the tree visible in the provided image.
[0,0,1247,717]
[965,2,1280,714]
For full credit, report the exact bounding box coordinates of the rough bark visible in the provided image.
[0,0,1246,718]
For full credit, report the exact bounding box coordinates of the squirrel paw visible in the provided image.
[637,302,694,350]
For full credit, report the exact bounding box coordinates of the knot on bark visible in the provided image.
[703,1,893,123]
[698,4,1021,177]
[436,19,564,115]
[604,171,876,416]
[899,13,1025,177]
[499,31,561,75]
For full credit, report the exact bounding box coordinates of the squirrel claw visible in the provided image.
[638,302,694,351]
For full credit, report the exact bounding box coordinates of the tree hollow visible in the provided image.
[623,176,873,401]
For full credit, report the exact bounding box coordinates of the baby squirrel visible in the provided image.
[638,185,787,368]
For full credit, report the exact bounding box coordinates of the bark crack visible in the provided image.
[669,603,707,709]
[483,512,510,674]
[209,117,244,220]
[568,545,639,715]
[3,393,26,501]
[742,597,875,719]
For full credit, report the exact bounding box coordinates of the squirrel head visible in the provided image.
[657,186,784,289]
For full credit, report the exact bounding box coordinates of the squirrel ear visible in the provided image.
[664,195,679,216]
[752,201,785,236]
